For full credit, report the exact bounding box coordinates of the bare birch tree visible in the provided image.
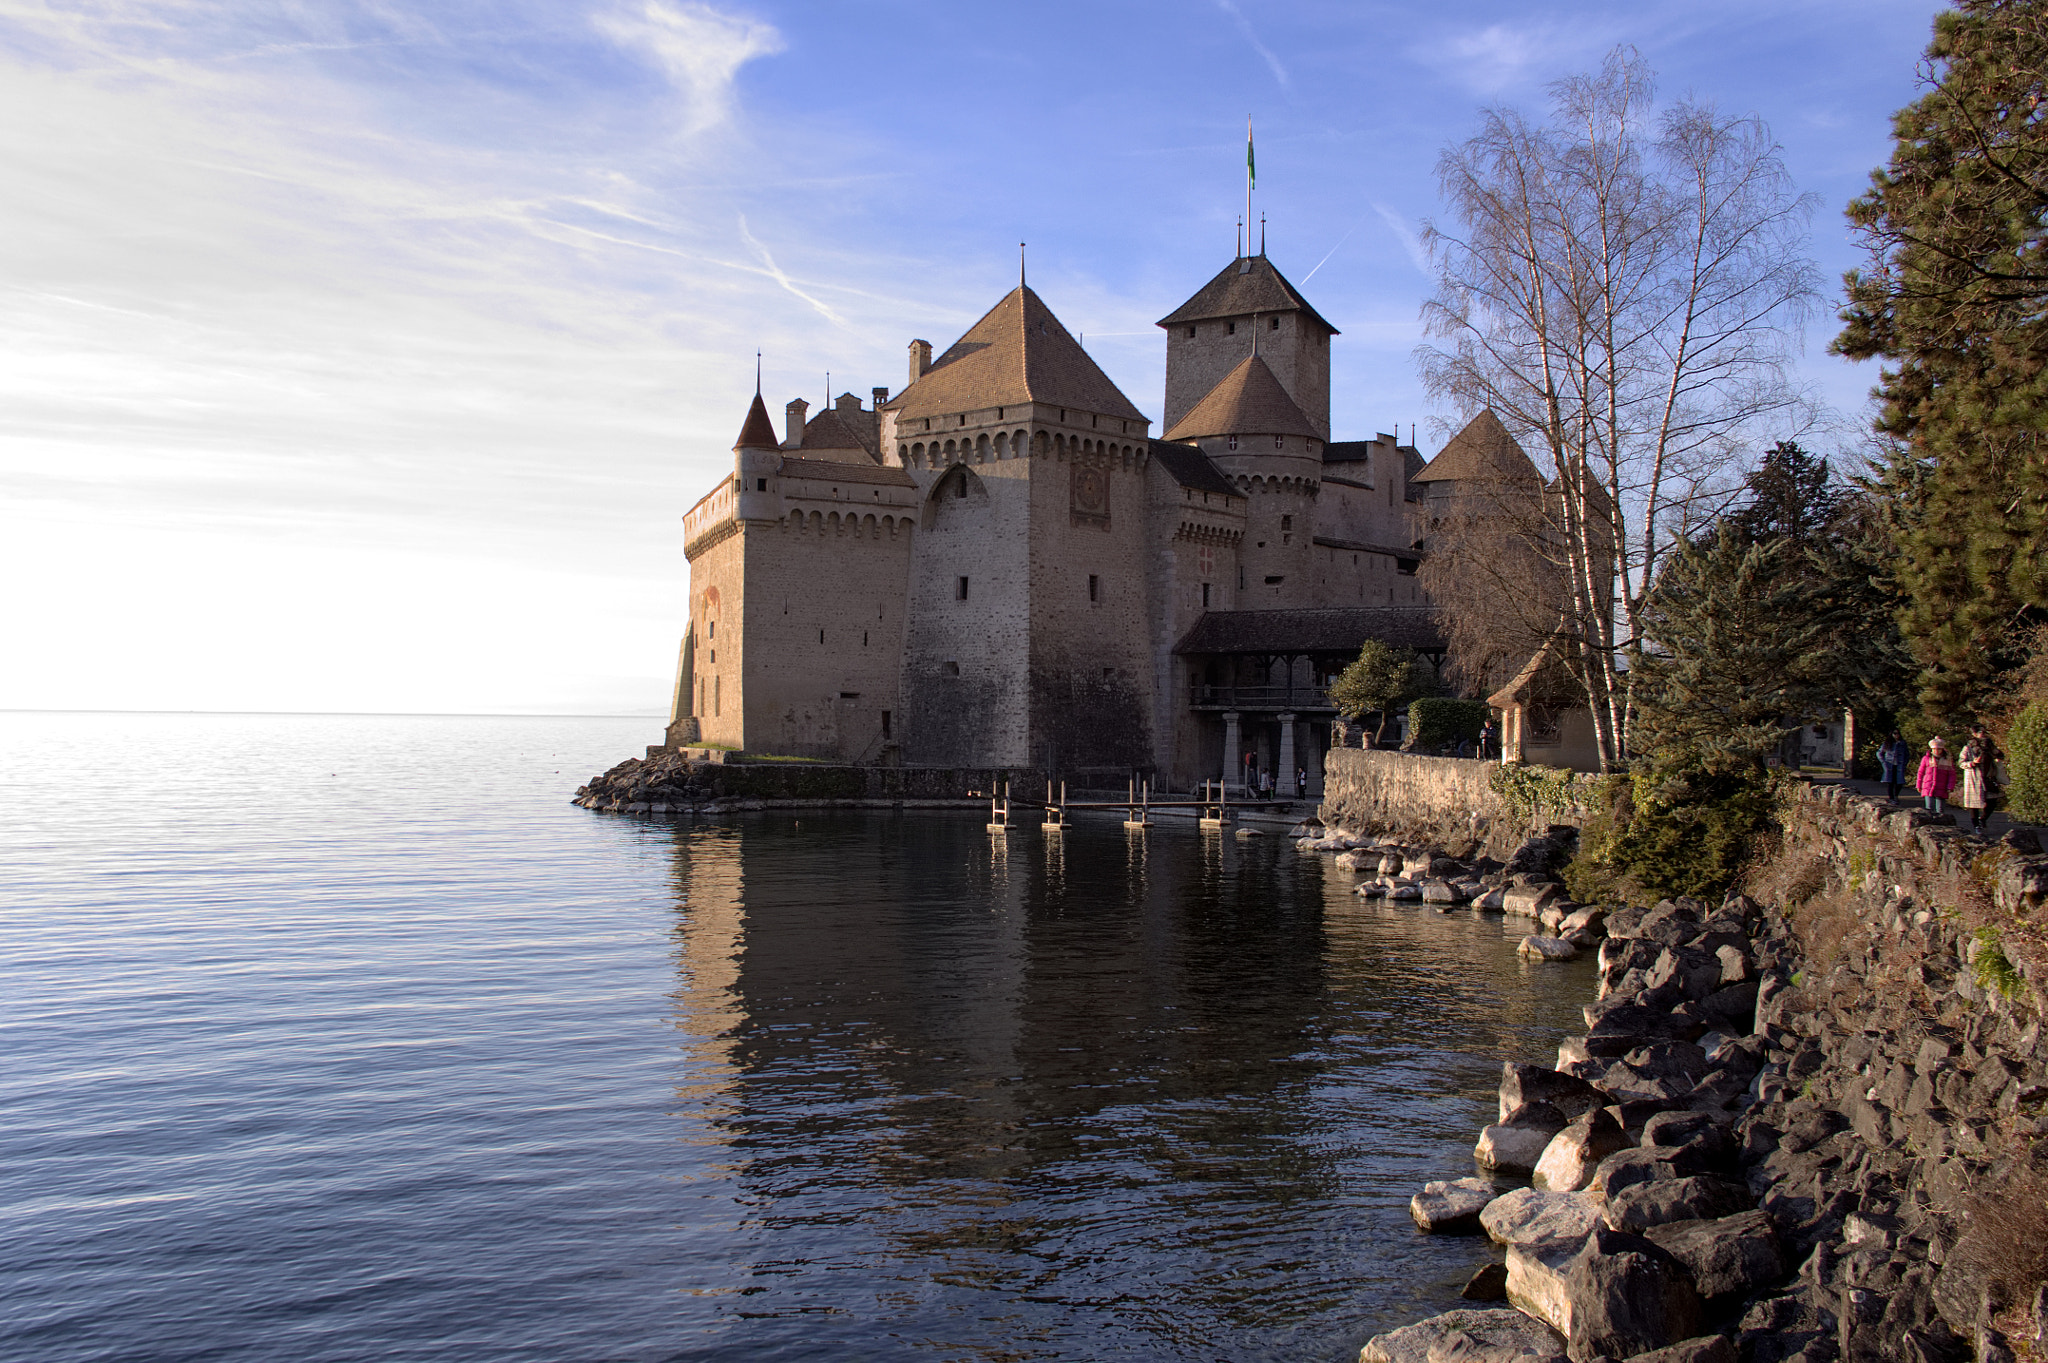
[1417,49,1820,770]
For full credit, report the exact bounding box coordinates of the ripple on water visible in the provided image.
[0,712,1595,1362]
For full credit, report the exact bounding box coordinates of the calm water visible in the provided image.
[0,712,1594,1362]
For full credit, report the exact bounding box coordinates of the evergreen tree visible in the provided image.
[1725,441,1842,547]
[1632,528,1840,772]
[1834,0,2048,723]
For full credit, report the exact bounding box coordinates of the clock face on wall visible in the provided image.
[1071,464,1110,527]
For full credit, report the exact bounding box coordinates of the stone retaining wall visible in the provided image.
[1338,776,2048,1363]
[1319,748,1600,860]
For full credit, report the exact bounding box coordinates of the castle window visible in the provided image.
[757,477,767,490]
[1088,574,1099,602]
[1226,435,1239,451]
[819,629,825,643]
[954,477,967,499]
[1185,326,1195,338]
[863,630,869,646]
[1227,322,1237,335]
[1281,514,1292,531]
[708,620,715,639]
[1201,582,1211,608]
[1274,434,1284,449]
[1238,566,1245,590]
[942,661,960,676]
[713,676,721,716]
[956,576,969,600]
[839,691,859,699]
[881,710,891,737]
[1264,575,1284,585]
[1270,316,1279,330]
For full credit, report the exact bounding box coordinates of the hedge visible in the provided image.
[1408,697,1491,750]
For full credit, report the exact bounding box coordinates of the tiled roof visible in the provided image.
[796,408,873,455]
[777,456,915,487]
[1156,254,1339,334]
[1412,409,1544,484]
[885,286,1146,424]
[1163,354,1322,441]
[1172,606,1443,656]
[1311,535,1422,565]
[1150,440,1241,498]
[734,393,779,450]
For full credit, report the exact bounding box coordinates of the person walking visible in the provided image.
[1878,732,1910,802]
[1916,738,1957,815]
[1958,735,1992,834]
[1480,718,1498,761]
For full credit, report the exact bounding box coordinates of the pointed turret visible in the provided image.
[886,286,1145,424]
[1164,354,1321,442]
[733,392,779,451]
[1409,409,1543,485]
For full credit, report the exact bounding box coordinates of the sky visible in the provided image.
[1,0,1948,716]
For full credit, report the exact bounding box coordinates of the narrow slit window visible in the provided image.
[1088,574,1099,602]
[956,576,969,600]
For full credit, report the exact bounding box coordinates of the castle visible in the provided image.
[665,248,1523,795]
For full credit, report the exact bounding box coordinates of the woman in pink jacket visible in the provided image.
[1915,737,1957,814]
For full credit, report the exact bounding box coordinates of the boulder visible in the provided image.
[1390,884,1424,901]
[1476,1122,1560,1173]
[1504,884,1566,918]
[1713,943,1750,985]
[1498,1062,1604,1119]
[1502,1099,1569,1129]
[1623,1041,1711,1084]
[1481,1187,1603,1248]
[1521,936,1580,962]
[1640,1110,1733,1161]
[1490,1190,1603,1338]
[1639,900,1705,948]
[1644,946,1723,1003]
[1642,1210,1785,1300]
[1559,905,1607,938]
[1334,850,1371,871]
[1562,1227,1705,1362]
[1591,1145,1702,1195]
[1602,1176,1754,1234]
[1423,879,1463,904]
[1532,1109,1633,1193]
[1620,1336,1737,1363]
[1473,888,1508,911]
[1359,1308,1568,1363]
[1410,1177,1496,1234]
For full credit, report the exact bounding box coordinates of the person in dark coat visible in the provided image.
[1877,731,1910,802]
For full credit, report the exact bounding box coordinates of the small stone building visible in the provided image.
[668,251,1526,794]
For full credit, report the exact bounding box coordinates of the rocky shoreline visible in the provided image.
[1301,806,2048,1363]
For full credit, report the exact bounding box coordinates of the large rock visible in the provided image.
[1358,1308,1568,1363]
[1481,1187,1603,1248]
[1476,1122,1559,1173]
[1410,1177,1495,1234]
[1500,1063,1608,1122]
[1602,1176,1754,1234]
[1590,1145,1703,1195]
[1643,1209,1786,1300]
[1562,1227,1705,1362]
[1644,945,1723,1002]
[1640,1110,1733,1162]
[1520,936,1580,962]
[1532,1109,1632,1193]
[1504,883,1567,919]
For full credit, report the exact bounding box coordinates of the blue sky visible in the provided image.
[0,0,1944,715]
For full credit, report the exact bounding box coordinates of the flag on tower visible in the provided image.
[1246,119,1256,188]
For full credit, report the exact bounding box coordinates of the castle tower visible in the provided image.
[1162,353,1323,607]
[1156,253,1337,439]
[880,285,1155,772]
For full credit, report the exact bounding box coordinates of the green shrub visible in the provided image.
[1974,927,2025,1001]
[1603,755,1783,900]
[2007,701,2048,825]
[1408,697,1491,751]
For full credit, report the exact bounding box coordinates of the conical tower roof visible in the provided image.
[886,286,1145,423]
[733,392,778,451]
[1411,409,1544,484]
[1156,253,1338,335]
[1163,354,1321,441]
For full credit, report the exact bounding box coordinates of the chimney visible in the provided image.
[908,339,932,386]
[836,392,861,413]
[872,386,889,408]
[784,398,809,448]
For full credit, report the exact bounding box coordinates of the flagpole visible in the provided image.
[1245,117,1253,258]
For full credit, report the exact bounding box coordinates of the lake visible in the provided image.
[0,712,1593,1361]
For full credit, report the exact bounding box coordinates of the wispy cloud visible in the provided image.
[1214,0,1289,88]
[1406,19,1600,96]
[737,214,848,327]
[1372,202,1432,278]
[594,0,783,133]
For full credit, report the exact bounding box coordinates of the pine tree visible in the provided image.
[1632,528,1840,772]
[1834,0,2048,723]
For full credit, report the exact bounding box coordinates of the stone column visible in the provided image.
[1222,711,1241,793]
[1278,713,1297,797]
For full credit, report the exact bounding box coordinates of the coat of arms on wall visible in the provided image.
[1071,463,1110,529]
